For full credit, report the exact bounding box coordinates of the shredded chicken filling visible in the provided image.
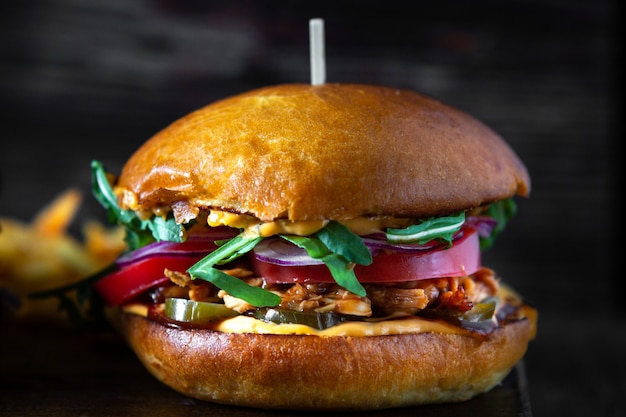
[159,266,499,318]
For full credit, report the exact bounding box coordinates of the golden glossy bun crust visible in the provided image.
[116,311,536,410]
[116,83,530,222]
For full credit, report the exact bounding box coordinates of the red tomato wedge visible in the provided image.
[94,256,203,306]
[252,230,481,284]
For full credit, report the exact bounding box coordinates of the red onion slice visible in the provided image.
[253,238,324,266]
[465,216,498,237]
[253,230,482,284]
[116,227,236,268]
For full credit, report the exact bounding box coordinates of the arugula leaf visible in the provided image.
[385,211,465,245]
[322,253,367,297]
[188,233,281,307]
[188,233,263,268]
[280,234,328,257]
[190,268,281,307]
[91,160,184,250]
[480,199,517,250]
[147,214,185,242]
[281,233,367,297]
[316,221,372,265]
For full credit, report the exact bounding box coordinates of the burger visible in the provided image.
[90,83,536,410]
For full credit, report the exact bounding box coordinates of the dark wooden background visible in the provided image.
[0,1,621,416]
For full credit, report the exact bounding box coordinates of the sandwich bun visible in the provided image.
[105,83,535,410]
[112,302,536,410]
[115,83,530,222]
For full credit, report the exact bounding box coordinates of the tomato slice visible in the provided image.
[252,230,481,284]
[94,256,202,306]
[95,232,228,306]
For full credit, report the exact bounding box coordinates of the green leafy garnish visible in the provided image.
[316,221,373,265]
[386,211,465,245]
[187,233,281,307]
[91,160,184,250]
[281,221,371,297]
[480,199,517,250]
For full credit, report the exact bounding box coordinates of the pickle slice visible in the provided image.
[164,298,239,325]
[252,308,345,330]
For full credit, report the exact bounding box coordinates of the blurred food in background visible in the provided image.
[0,188,126,321]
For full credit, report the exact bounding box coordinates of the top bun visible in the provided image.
[116,83,530,222]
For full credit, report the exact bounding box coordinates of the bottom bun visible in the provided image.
[113,309,536,410]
